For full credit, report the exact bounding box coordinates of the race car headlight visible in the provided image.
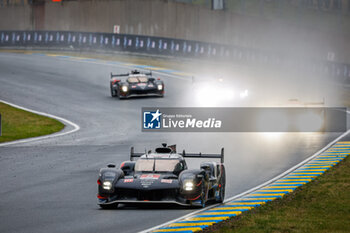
[240,89,248,98]
[157,84,163,91]
[102,181,112,190]
[121,85,128,92]
[183,181,194,191]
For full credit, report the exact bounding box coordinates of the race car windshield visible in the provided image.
[135,159,180,173]
[138,77,148,82]
[127,76,148,83]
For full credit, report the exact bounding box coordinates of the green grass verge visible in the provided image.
[204,155,350,233]
[0,102,65,143]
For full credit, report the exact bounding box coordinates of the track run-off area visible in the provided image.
[0,52,348,233]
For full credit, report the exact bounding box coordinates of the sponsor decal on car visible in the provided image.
[140,174,160,179]
[124,178,134,183]
[138,83,147,88]
[161,179,173,184]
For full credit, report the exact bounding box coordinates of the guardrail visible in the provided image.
[1,30,349,81]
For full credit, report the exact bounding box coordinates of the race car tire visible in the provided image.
[116,89,122,99]
[217,183,225,203]
[200,178,206,208]
[217,167,226,203]
[110,87,117,97]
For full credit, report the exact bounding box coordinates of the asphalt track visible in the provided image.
[0,52,347,233]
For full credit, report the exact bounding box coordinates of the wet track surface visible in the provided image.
[0,52,346,233]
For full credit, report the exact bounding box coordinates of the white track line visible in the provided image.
[50,56,192,81]
[138,203,222,233]
[140,110,350,233]
[3,52,190,80]
[0,100,80,146]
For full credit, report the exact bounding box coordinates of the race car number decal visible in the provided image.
[161,179,172,184]
[140,174,160,179]
[124,179,134,183]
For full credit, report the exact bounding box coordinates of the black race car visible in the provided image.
[110,70,164,99]
[97,144,225,209]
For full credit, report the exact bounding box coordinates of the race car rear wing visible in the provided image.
[130,146,224,163]
[129,147,144,161]
[181,148,224,163]
[110,72,129,78]
[110,70,152,79]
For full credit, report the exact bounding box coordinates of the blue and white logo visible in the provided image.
[143,109,162,129]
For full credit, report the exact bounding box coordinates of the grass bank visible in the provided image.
[203,154,350,233]
[0,102,65,143]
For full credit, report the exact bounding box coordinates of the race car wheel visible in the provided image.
[217,168,226,203]
[217,184,225,203]
[200,194,206,208]
[110,87,117,97]
[200,179,206,208]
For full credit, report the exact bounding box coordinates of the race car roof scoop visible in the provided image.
[155,147,172,153]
